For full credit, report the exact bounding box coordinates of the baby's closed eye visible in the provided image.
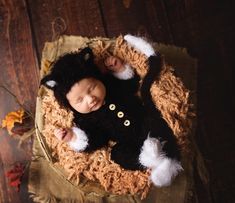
[77,97,83,104]
[88,84,96,92]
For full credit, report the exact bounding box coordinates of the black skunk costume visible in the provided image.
[41,35,183,187]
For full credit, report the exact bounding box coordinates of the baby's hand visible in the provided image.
[104,56,125,73]
[54,128,74,143]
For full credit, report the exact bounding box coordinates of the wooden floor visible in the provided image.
[0,0,234,202]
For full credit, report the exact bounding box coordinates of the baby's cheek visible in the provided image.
[95,87,103,97]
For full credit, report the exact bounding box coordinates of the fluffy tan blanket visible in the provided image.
[38,36,193,199]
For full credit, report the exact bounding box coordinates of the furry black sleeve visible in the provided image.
[105,73,140,98]
[78,124,111,152]
[72,110,114,152]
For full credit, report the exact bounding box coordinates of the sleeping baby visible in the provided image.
[41,35,183,187]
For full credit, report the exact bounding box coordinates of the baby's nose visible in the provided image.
[87,95,96,104]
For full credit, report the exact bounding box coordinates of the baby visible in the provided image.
[54,55,128,141]
[41,35,183,187]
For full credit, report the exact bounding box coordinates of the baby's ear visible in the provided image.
[79,47,94,63]
[40,74,58,90]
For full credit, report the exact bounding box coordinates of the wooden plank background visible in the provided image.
[0,0,234,202]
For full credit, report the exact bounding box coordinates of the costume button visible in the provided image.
[124,120,130,126]
[109,104,116,111]
[117,111,124,118]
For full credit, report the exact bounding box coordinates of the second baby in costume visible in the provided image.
[41,35,183,187]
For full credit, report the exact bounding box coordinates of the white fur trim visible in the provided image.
[112,64,134,80]
[150,158,183,187]
[139,136,164,168]
[124,34,155,57]
[139,136,183,187]
[68,127,89,152]
[46,80,57,88]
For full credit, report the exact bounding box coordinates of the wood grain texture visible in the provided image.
[0,0,39,108]
[161,1,235,202]
[26,0,106,61]
[0,0,234,202]
[0,152,8,203]
[0,0,39,202]
[99,0,172,42]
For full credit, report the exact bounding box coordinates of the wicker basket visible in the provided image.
[33,35,197,202]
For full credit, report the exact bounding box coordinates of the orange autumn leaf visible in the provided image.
[1,109,25,133]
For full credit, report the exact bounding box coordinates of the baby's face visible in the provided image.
[66,77,106,114]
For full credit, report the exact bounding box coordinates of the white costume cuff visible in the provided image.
[68,127,89,152]
[112,64,134,80]
[124,34,156,57]
[139,137,183,187]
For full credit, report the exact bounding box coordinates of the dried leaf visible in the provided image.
[1,109,25,133]
[11,115,34,136]
[5,163,25,192]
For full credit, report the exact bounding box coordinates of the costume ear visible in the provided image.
[40,74,58,90]
[79,47,94,63]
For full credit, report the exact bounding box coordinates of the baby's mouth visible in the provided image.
[91,100,98,110]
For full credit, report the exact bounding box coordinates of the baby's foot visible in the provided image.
[139,136,164,168]
[150,158,183,187]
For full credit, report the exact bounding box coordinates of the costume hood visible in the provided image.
[41,47,103,109]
